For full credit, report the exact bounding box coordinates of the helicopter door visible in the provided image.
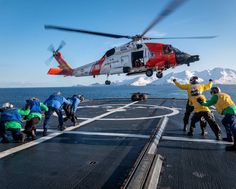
[121,55,129,66]
[121,55,131,73]
[131,51,144,68]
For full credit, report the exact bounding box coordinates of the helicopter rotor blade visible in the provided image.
[45,56,54,66]
[56,40,66,52]
[141,0,187,37]
[143,36,217,40]
[45,25,132,39]
[48,44,55,53]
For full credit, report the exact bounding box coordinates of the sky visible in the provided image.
[0,0,236,87]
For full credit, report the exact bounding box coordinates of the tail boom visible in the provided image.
[47,67,73,76]
[48,51,74,76]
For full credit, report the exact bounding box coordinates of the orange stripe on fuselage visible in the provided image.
[90,55,106,76]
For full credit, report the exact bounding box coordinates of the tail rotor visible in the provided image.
[45,41,66,66]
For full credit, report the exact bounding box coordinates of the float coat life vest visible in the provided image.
[191,95,210,113]
[215,93,235,114]
[70,96,80,113]
[30,100,41,113]
[45,95,64,109]
[174,81,213,106]
[0,108,22,124]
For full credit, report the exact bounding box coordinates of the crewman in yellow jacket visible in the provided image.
[198,87,236,151]
[173,76,213,131]
[188,89,221,140]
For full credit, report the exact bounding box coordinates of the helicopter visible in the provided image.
[45,0,216,85]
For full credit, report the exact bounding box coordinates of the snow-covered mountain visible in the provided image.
[114,67,236,86]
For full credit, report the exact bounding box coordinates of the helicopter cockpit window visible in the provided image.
[105,48,115,57]
[163,45,173,54]
[173,47,181,53]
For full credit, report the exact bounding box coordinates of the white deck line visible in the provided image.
[65,131,150,139]
[0,101,138,159]
[162,136,233,144]
[148,116,169,155]
[36,129,150,139]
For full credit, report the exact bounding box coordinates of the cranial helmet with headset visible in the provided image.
[1,102,14,109]
[210,86,221,95]
[189,76,199,84]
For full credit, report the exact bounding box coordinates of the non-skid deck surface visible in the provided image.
[0,98,235,189]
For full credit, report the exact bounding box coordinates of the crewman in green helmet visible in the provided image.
[198,87,236,151]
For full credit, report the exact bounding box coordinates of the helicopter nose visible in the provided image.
[187,55,199,64]
[175,52,199,66]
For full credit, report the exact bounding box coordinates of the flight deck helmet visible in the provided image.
[190,76,199,84]
[1,102,14,109]
[53,91,61,96]
[79,95,84,102]
[210,86,221,95]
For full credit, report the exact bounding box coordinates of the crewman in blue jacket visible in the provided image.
[24,97,48,140]
[43,92,71,136]
[0,102,30,143]
[63,94,84,126]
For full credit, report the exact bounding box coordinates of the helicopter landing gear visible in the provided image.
[156,72,163,78]
[105,74,111,85]
[145,69,153,77]
[105,80,111,85]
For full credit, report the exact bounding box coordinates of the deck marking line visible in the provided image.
[35,129,149,139]
[147,155,163,189]
[0,101,138,159]
[148,116,169,155]
[77,105,179,121]
[162,136,233,144]
[65,131,149,139]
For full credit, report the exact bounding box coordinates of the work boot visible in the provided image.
[43,129,47,136]
[187,127,194,136]
[21,133,27,143]
[1,138,9,144]
[225,145,236,151]
[201,129,208,136]
[59,125,66,131]
[222,137,233,142]
[215,133,221,141]
[31,130,36,140]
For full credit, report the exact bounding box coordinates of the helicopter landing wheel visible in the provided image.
[156,72,163,78]
[145,69,153,77]
[105,80,111,85]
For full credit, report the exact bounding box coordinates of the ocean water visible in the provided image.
[0,85,235,108]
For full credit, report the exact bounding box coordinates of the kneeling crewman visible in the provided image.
[24,97,48,140]
[0,102,30,143]
[63,94,83,126]
[198,87,236,151]
[43,92,71,136]
[188,89,221,140]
